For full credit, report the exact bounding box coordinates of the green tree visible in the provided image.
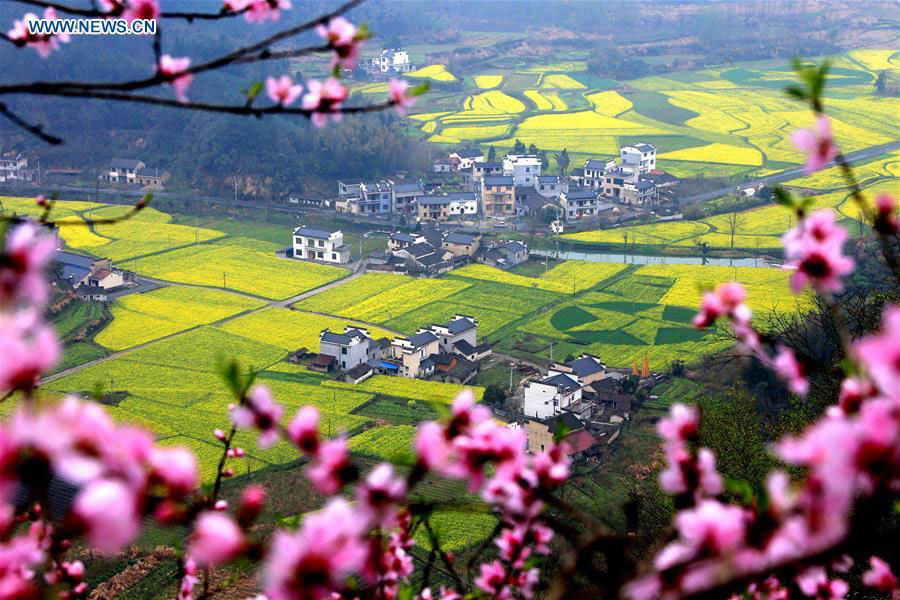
[528,143,538,155]
[538,150,549,170]
[513,139,526,154]
[554,148,570,176]
[875,70,887,93]
[487,146,496,162]
[484,385,506,407]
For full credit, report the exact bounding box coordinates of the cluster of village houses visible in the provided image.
[332,142,679,224]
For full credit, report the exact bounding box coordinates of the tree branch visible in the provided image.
[11,0,252,21]
[0,102,62,144]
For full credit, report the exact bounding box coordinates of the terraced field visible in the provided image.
[404,51,899,177]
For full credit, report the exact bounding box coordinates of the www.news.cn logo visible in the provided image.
[27,18,157,36]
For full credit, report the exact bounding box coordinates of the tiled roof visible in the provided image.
[540,373,580,392]
[446,316,476,334]
[483,176,513,185]
[408,330,438,348]
[294,226,334,239]
[444,232,478,245]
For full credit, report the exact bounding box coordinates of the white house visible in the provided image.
[319,326,386,371]
[523,372,582,420]
[583,158,615,189]
[449,150,484,171]
[376,49,413,73]
[292,226,350,264]
[0,155,35,182]
[620,143,656,174]
[428,315,477,353]
[502,154,542,186]
[560,187,600,222]
[535,175,566,198]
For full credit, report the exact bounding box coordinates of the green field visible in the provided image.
[404,50,899,177]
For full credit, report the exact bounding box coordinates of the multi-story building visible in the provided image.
[601,166,657,206]
[319,326,387,371]
[292,226,350,264]
[428,315,477,354]
[522,372,582,420]
[417,192,478,222]
[481,176,515,218]
[0,155,35,182]
[620,143,656,174]
[464,161,502,191]
[582,158,614,189]
[335,180,393,214]
[502,154,541,186]
[441,232,481,257]
[389,330,440,378]
[449,150,484,171]
[374,49,413,73]
[535,175,566,198]
[99,158,169,187]
[560,187,600,221]
[389,180,424,216]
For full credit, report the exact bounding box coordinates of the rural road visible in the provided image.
[681,140,900,205]
[41,259,377,384]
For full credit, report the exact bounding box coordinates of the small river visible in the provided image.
[530,248,774,268]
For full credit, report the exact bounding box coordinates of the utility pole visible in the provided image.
[550,341,553,362]
[223,272,226,288]
[509,361,513,393]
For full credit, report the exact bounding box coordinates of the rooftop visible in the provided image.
[294,226,335,240]
[389,232,418,243]
[537,175,559,184]
[55,250,98,269]
[406,242,437,258]
[540,373,581,393]
[408,330,438,348]
[444,232,478,245]
[476,162,502,169]
[391,181,423,194]
[418,195,451,206]
[540,411,583,433]
[501,240,528,253]
[445,315,476,334]
[483,175,514,186]
[568,356,604,378]
[565,188,597,201]
[452,149,483,159]
[584,159,609,170]
[453,339,475,355]
[109,158,142,169]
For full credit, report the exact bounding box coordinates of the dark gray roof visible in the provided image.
[391,181,423,194]
[76,285,107,295]
[419,195,451,206]
[345,363,373,379]
[444,232,477,245]
[419,227,444,248]
[321,331,353,345]
[541,411,583,432]
[483,176,513,186]
[644,171,679,185]
[484,249,507,263]
[568,356,604,378]
[444,192,477,202]
[446,316,476,334]
[501,240,527,253]
[420,357,436,370]
[453,339,475,355]
[635,143,656,152]
[537,175,559,184]
[294,226,334,240]
[409,330,438,348]
[565,188,597,201]
[109,158,142,169]
[417,253,447,268]
[540,373,580,392]
[135,168,164,177]
[571,167,585,177]
[55,250,96,269]
[475,162,501,169]
[407,242,436,258]
[636,180,655,190]
[390,232,417,243]
[453,149,483,159]
[584,159,608,169]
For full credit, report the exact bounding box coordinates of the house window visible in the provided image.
[341,348,347,355]
[332,253,337,260]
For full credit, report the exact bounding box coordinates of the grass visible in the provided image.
[294,274,409,314]
[321,376,483,404]
[449,261,626,294]
[122,241,347,300]
[95,286,265,351]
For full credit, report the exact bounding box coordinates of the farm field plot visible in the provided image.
[450,261,625,294]
[322,376,484,404]
[540,74,587,89]
[294,274,409,314]
[217,308,396,353]
[347,425,416,463]
[473,75,503,89]
[407,64,456,82]
[515,264,801,369]
[122,241,346,300]
[95,286,265,351]
[563,221,710,245]
[316,278,472,323]
[658,142,763,166]
[414,509,499,552]
[385,300,517,337]
[0,196,110,249]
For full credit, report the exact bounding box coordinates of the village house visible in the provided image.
[388,330,441,378]
[0,154,36,182]
[481,240,528,269]
[515,186,562,219]
[429,314,478,354]
[99,158,169,187]
[389,180,424,216]
[550,354,606,385]
[601,165,658,206]
[387,231,424,250]
[620,143,657,174]
[432,157,453,173]
[582,158,615,189]
[481,175,516,218]
[373,48,413,73]
[535,175,567,198]
[643,169,680,190]
[392,241,453,274]
[334,180,393,214]
[54,251,126,298]
[526,412,583,454]
[560,187,600,221]
[449,149,484,171]
[441,232,482,257]
[468,161,503,191]
[502,154,542,187]
[292,226,350,264]
[431,352,479,385]
[522,372,582,420]
[318,326,389,371]
[416,192,478,222]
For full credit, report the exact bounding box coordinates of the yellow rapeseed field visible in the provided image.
[586,91,633,117]
[540,74,587,89]
[659,142,763,166]
[406,64,457,82]
[474,75,503,89]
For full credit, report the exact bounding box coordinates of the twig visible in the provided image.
[0,103,62,145]
[421,519,466,590]
[11,0,251,21]
[0,194,151,226]
[209,425,237,507]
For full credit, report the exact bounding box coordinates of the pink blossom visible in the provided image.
[97,0,127,15]
[862,556,897,592]
[244,0,291,23]
[791,116,839,174]
[782,209,853,294]
[0,526,46,597]
[123,0,159,22]
[533,443,570,488]
[158,55,194,103]
[0,309,61,394]
[266,75,303,107]
[837,376,876,414]
[475,560,510,598]
[1,221,58,306]
[149,447,198,495]
[230,385,283,448]
[389,78,416,115]
[854,305,900,400]
[357,463,406,528]
[223,0,250,12]
[675,499,746,554]
[302,78,349,128]
[238,484,266,525]
[7,8,69,57]
[306,437,352,495]
[73,479,140,554]
[287,405,320,454]
[658,403,699,443]
[696,447,724,496]
[189,512,244,566]
[264,498,367,599]
[413,421,453,471]
[316,17,361,69]
[774,345,809,396]
[178,557,198,600]
[796,566,848,599]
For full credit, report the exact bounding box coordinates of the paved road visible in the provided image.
[40,260,375,384]
[680,141,900,205]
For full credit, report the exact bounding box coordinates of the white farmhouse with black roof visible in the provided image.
[292,226,350,264]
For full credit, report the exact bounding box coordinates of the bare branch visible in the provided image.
[0,102,63,144]
[11,0,251,21]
